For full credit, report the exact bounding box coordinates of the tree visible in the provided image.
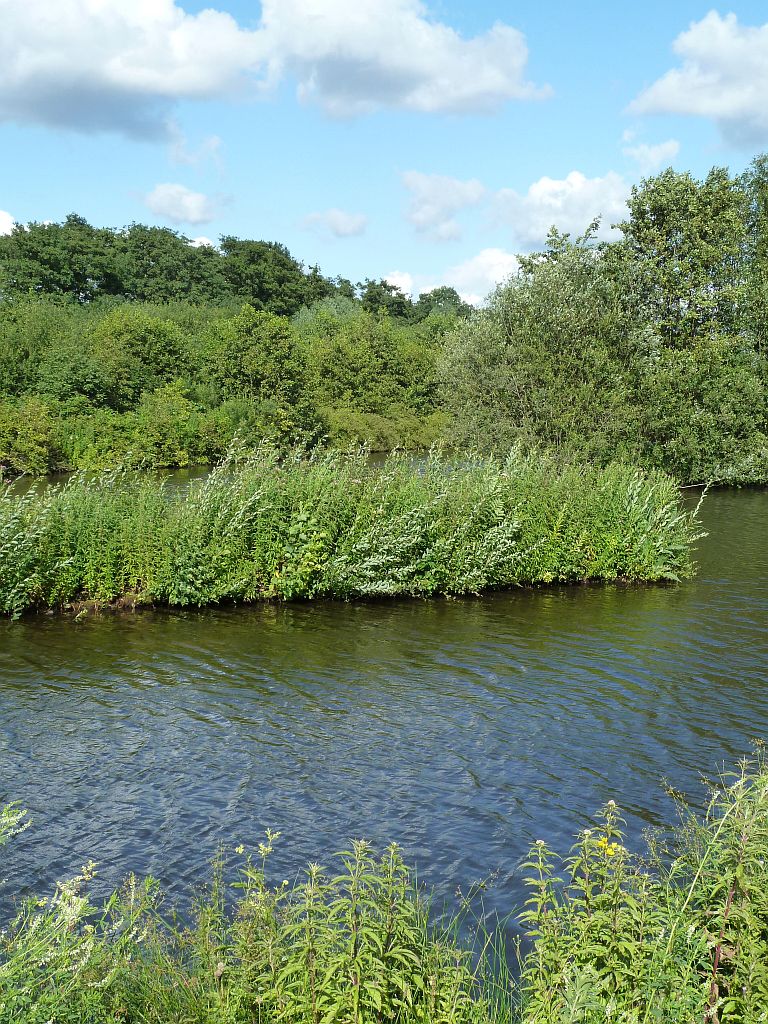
[412,286,472,322]
[220,238,325,316]
[205,305,317,440]
[740,153,768,355]
[117,224,230,304]
[618,168,748,348]
[0,214,121,301]
[35,307,187,411]
[438,230,639,461]
[357,278,413,320]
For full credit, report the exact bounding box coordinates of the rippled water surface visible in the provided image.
[1,489,766,920]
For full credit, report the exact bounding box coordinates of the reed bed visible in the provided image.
[0,445,700,617]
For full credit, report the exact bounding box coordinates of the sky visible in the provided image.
[2,1,768,303]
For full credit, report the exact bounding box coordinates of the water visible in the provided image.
[0,488,766,926]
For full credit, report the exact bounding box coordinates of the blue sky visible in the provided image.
[2,1,768,301]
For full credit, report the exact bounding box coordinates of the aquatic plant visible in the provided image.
[0,445,701,617]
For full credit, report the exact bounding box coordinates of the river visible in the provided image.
[0,488,766,927]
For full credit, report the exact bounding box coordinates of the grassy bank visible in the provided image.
[3,752,768,1022]
[0,447,700,617]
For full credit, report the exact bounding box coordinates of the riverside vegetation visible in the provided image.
[3,751,768,1023]
[0,446,699,617]
[1,156,768,483]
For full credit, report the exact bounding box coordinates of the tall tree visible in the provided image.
[220,238,325,316]
[618,168,748,348]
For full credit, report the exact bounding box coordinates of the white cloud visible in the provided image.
[168,125,223,169]
[303,207,368,237]
[0,210,14,235]
[495,171,629,247]
[189,235,216,248]
[393,248,518,306]
[623,139,679,174]
[384,270,415,296]
[402,171,485,241]
[0,0,548,137]
[144,183,217,225]
[0,0,263,138]
[259,0,549,117]
[630,12,768,145]
[440,247,519,305]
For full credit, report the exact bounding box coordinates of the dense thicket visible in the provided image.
[2,157,768,482]
[0,218,469,473]
[0,447,698,617]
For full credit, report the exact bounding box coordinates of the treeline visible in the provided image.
[2,157,768,482]
[0,294,467,476]
[0,213,471,319]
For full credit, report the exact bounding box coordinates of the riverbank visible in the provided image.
[2,752,766,1023]
[0,446,701,618]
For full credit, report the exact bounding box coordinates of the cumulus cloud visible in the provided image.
[303,207,368,237]
[384,270,415,296]
[259,0,549,117]
[630,12,768,145]
[391,248,518,306]
[144,183,217,225]
[0,210,14,235]
[495,171,629,247]
[403,171,485,241]
[0,0,548,138]
[189,235,216,248]
[0,0,262,138]
[440,247,520,305]
[623,139,680,174]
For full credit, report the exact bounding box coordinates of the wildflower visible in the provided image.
[235,844,245,855]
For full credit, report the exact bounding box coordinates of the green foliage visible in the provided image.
[220,237,334,315]
[4,163,768,485]
[618,167,748,348]
[0,446,699,617]
[0,397,58,475]
[635,337,768,483]
[35,307,187,412]
[5,755,768,1022]
[0,827,504,1024]
[295,299,442,449]
[440,213,768,484]
[0,281,453,471]
[439,230,642,465]
[518,748,768,1023]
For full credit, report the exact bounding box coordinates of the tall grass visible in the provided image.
[4,753,768,1022]
[0,445,701,617]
